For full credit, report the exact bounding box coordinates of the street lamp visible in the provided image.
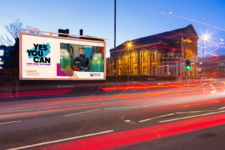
[125,41,133,81]
[201,33,210,76]
[202,34,209,59]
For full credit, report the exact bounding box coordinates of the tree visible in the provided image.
[1,19,40,69]
[0,19,40,46]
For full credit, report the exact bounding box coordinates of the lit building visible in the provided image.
[0,45,7,69]
[198,56,225,77]
[108,24,199,77]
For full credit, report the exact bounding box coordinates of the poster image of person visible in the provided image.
[60,43,104,72]
[73,48,90,71]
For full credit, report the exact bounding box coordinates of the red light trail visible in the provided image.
[38,112,225,150]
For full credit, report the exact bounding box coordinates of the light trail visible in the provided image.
[37,112,225,150]
[7,130,114,150]
[170,13,225,32]
[100,81,212,91]
[1,82,225,119]
[0,89,72,99]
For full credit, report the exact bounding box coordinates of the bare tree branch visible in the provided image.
[0,19,40,46]
[0,35,14,46]
[4,19,22,39]
[25,25,41,34]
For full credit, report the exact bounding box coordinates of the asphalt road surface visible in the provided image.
[1,79,225,150]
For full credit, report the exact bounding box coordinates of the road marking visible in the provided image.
[141,103,160,107]
[160,110,225,123]
[139,113,175,123]
[104,106,139,110]
[175,110,213,114]
[7,130,114,150]
[124,120,130,123]
[218,106,225,110]
[64,109,100,117]
[0,120,22,125]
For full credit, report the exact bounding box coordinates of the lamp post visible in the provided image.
[202,34,209,60]
[202,34,209,75]
[125,41,133,82]
[114,0,116,84]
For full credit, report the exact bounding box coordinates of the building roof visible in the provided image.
[110,24,198,52]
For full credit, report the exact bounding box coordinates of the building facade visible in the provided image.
[108,24,199,77]
[198,56,225,77]
[0,45,7,69]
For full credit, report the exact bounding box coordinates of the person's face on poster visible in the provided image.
[80,49,85,55]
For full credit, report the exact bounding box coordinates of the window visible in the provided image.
[153,66,157,75]
[119,68,123,75]
[111,55,114,65]
[0,50,3,56]
[127,54,130,64]
[153,50,157,61]
[118,54,123,64]
[143,67,147,75]
[134,67,138,75]
[143,52,147,62]
[134,52,138,63]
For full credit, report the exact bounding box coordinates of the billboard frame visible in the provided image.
[19,30,106,81]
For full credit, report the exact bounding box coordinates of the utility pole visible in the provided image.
[114,0,116,86]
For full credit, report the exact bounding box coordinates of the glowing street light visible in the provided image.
[203,34,209,41]
[125,41,133,50]
[202,33,210,58]
[124,41,133,81]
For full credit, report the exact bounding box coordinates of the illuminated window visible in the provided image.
[153,66,156,75]
[0,50,3,56]
[143,67,147,75]
[143,52,147,62]
[153,50,157,61]
[134,52,138,63]
[119,68,123,75]
[134,67,138,75]
[127,54,130,63]
[111,55,114,65]
[118,54,123,64]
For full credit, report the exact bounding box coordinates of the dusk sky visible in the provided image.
[1,0,225,57]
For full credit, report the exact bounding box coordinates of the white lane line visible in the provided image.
[218,106,225,110]
[7,130,114,150]
[139,113,175,123]
[104,106,139,110]
[64,109,100,117]
[160,110,225,123]
[175,110,213,114]
[0,120,22,125]
[124,120,130,123]
[141,103,160,107]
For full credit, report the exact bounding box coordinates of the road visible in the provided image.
[1,79,225,150]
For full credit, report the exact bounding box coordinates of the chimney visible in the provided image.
[80,29,83,36]
[58,29,69,37]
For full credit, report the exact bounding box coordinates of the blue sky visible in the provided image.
[1,0,225,57]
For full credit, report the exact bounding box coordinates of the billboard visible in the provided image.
[19,32,106,80]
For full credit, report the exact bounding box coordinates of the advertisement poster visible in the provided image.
[20,33,106,80]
